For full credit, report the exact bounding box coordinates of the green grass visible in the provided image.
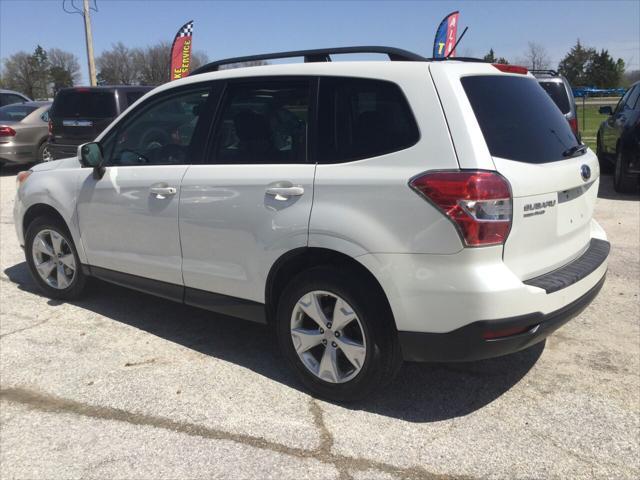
[575,103,617,151]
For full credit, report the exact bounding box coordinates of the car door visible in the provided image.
[179,78,316,308]
[77,85,214,291]
[603,86,636,153]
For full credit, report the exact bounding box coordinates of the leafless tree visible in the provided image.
[135,42,171,85]
[521,42,551,70]
[96,42,139,85]
[2,51,40,98]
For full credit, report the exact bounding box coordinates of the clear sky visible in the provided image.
[1,0,639,84]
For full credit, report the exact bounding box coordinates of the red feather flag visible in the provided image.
[170,20,194,80]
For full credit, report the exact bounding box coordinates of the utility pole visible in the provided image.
[83,0,97,86]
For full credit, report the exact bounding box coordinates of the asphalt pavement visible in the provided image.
[1,165,638,479]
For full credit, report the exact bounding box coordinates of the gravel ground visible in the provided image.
[1,166,638,479]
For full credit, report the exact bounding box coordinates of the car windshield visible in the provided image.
[51,90,117,118]
[0,104,37,121]
[462,75,580,163]
[539,81,571,114]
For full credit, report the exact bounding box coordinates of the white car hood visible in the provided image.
[31,156,81,172]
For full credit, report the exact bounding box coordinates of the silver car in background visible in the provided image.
[0,101,52,167]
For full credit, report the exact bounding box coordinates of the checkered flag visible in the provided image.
[178,21,193,38]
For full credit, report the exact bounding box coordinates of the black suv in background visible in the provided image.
[597,81,640,193]
[47,86,153,160]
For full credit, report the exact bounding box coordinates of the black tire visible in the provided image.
[25,216,87,300]
[596,134,614,174]
[613,148,639,194]
[276,266,402,402]
[36,141,52,163]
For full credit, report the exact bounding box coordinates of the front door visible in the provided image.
[180,78,316,304]
[77,86,213,286]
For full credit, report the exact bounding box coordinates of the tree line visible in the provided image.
[483,39,633,88]
[0,42,210,98]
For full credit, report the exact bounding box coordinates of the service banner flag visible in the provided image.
[433,11,459,58]
[170,20,194,80]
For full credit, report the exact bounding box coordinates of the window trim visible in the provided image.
[99,82,218,167]
[316,75,421,164]
[202,75,319,166]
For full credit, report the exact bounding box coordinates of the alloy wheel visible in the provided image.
[290,290,367,384]
[31,229,76,289]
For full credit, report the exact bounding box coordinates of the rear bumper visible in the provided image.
[47,143,78,160]
[399,275,605,362]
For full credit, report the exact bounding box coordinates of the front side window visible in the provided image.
[211,81,310,164]
[107,88,210,166]
[318,77,419,163]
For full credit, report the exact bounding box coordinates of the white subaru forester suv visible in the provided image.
[14,47,609,401]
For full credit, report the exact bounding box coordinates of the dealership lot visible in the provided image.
[0,167,638,479]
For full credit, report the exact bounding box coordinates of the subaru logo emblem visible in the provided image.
[580,164,591,182]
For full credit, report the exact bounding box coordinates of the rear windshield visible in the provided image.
[0,104,37,121]
[461,75,579,163]
[51,90,117,119]
[538,81,571,114]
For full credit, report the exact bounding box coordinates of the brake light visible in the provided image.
[492,64,529,75]
[569,117,579,135]
[0,126,16,137]
[409,171,512,247]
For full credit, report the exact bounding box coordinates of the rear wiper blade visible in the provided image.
[562,144,588,157]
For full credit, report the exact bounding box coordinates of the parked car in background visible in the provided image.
[0,89,31,107]
[597,81,640,193]
[47,86,153,160]
[531,70,579,138]
[0,101,51,167]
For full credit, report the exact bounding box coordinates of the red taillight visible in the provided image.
[409,171,512,247]
[569,117,579,135]
[492,63,529,75]
[0,126,16,137]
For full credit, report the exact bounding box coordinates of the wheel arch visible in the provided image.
[264,247,395,328]
[23,203,71,241]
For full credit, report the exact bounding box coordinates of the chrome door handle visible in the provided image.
[150,186,177,197]
[265,186,304,198]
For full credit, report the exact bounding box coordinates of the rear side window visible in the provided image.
[0,104,37,121]
[211,81,310,164]
[462,75,580,164]
[318,77,419,163]
[51,90,117,118]
[538,81,571,114]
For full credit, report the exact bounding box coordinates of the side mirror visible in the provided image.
[598,106,613,115]
[78,142,105,179]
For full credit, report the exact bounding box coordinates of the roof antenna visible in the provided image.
[445,26,469,59]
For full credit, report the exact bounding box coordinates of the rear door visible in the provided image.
[179,77,316,305]
[431,63,600,280]
[50,89,117,145]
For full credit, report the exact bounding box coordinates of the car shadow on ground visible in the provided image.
[4,261,543,423]
[598,173,640,200]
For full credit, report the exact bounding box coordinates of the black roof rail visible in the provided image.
[530,69,559,76]
[190,46,427,75]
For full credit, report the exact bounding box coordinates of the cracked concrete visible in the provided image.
[1,168,638,479]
